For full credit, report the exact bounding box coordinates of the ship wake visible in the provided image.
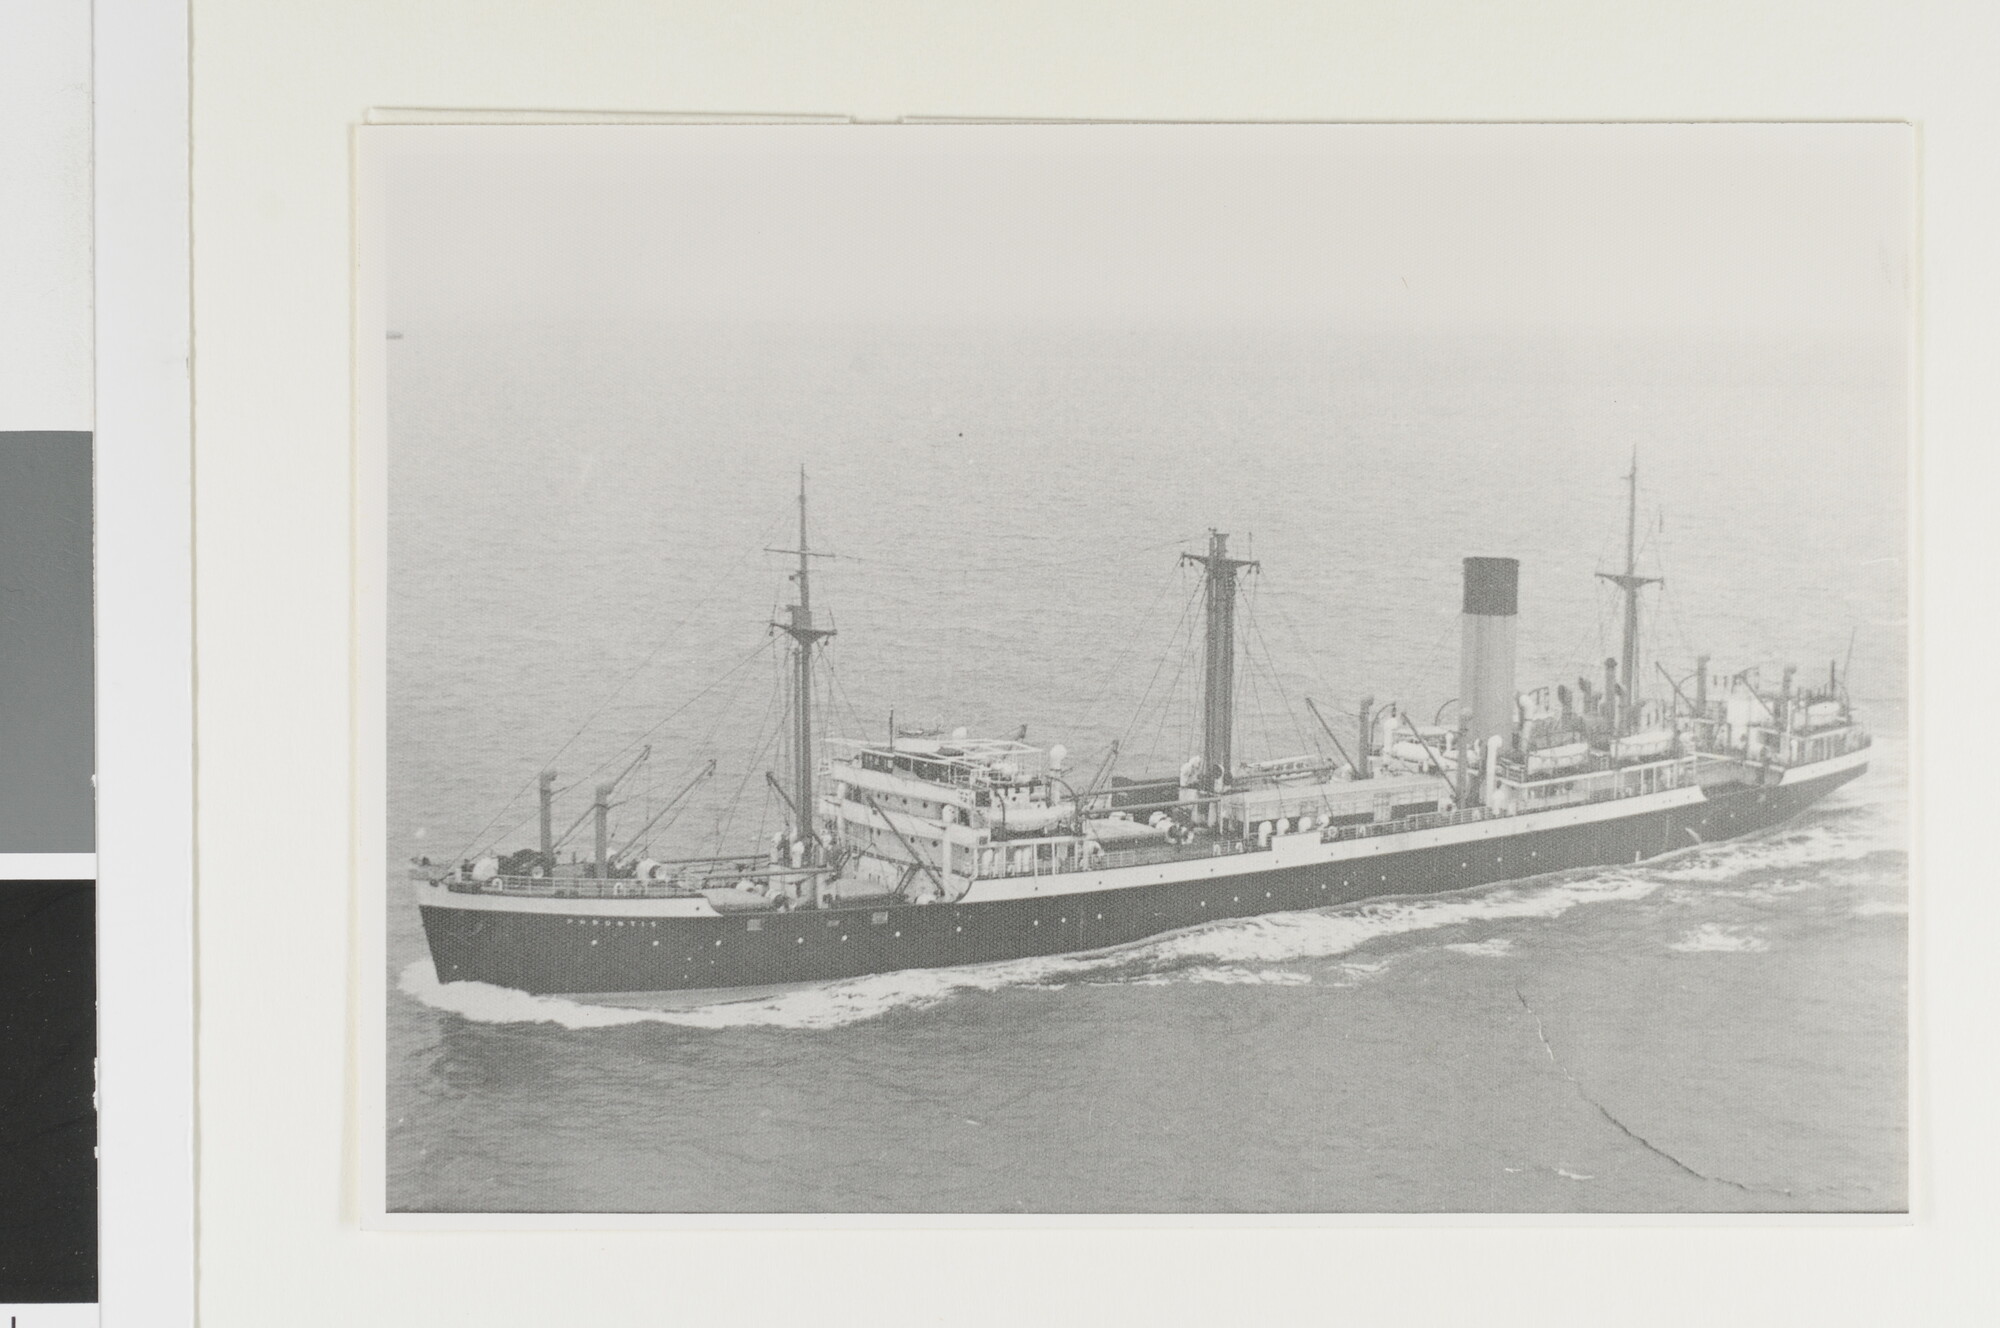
[398,870,1666,1031]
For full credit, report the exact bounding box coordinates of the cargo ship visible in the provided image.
[411,464,1869,1000]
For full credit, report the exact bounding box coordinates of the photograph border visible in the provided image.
[353,116,1917,1232]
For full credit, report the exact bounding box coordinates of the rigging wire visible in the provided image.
[561,635,779,796]
[458,634,778,861]
[1115,572,1201,763]
[535,511,784,779]
[711,647,787,856]
[1265,589,1355,722]
[1064,561,1190,737]
[817,643,873,746]
[830,531,1205,581]
[1245,586,1317,760]
[1237,581,1280,765]
[1140,598,1201,773]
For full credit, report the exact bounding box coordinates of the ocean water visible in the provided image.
[386,322,1906,1212]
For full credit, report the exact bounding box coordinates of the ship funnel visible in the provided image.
[1459,557,1520,758]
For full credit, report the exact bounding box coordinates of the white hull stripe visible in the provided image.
[415,750,1866,917]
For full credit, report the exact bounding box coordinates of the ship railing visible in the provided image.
[1776,726,1872,767]
[980,836,1254,880]
[451,873,725,900]
[980,802,1521,880]
[1323,805,1499,843]
[1691,725,1871,771]
[1094,839,1254,873]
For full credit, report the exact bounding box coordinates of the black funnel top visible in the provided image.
[1462,556,1519,617]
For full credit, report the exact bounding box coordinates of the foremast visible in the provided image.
[1595,452,1660,734]
[771,469,834,869]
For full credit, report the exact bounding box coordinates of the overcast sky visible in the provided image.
[380,122,1910,335]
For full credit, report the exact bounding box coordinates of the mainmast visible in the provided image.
[1181,531,1258,791]
[1595,451,1660,734]
[771,470,834,863]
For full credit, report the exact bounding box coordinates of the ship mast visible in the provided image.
[771,469,834,864]
[1181,531,1259,792]
[1595,451,1660,734]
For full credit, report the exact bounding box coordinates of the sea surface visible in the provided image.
[386,322,1906,1212]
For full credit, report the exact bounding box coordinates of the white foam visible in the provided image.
[1128,874,1660,970]
[1183,966,1314,986]
[1658,822,1892,883]
[1851,899,1908,918]
[1115,966,1313,987]
[1662,879,1818,906]
[1668,923,1770,954]
[1443,938,1515,957]
[399,956,1076,1031]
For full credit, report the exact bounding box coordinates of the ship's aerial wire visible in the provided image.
[817,644,871,744]
[645,649,778,853]
[1649,511,1705,669]
[1237,584,1280,766]
[1115,573,1201,765]
[457,634,780,862]
[1135,600,1191,772]
[1242,647,1277,770]
[449,512,788,861]
[563,634,779,796]
[1266,588,1353,722]
[1065,562,1189,739]
[1245,582,1316,761]
[834,531,1205,580]
[710,649,786,856]
[1140,602,1201,774]
[552,510,786,781]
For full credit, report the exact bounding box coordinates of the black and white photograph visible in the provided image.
[370,123,1908,1216]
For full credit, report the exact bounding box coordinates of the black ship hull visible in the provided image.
[417,759,1864,998]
